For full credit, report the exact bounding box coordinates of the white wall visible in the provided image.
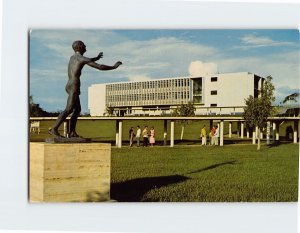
[88,84,106,116]
[203,72,255,108]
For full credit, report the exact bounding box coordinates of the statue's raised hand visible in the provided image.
[114,61,122,69]
[96,52,103,60]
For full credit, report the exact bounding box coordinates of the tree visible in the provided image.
[29,95,61,117]
[172,101,195,140]
[104,105,115,116]
[29,95,48,117]
[243,76,275,150]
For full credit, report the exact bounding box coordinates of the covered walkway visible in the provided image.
[30,116,300,148]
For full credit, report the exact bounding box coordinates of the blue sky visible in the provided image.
[30,29,299,113]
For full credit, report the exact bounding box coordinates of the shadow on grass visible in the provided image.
[267,141,281,148]
[186,160,237,175]
[111,175,189,202]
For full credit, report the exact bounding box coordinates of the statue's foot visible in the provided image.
[69,131,81,138]
[49,128,63,138]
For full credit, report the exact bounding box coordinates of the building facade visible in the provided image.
[88,72,264,116]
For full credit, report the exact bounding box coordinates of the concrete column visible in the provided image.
[246,129,250,138]
[272,122,276,142]
[115,120,119,147]
[252,130,256,144]
[164,120,168,146]
[63,121,69,138]
[275,123,280,141]
[229,122,232,138]
[220,120,224,146]
[170,120,175,147]
[293,120,298,143]
[266,121,271,145]
[241,122,244,139]
[118,120,123,148]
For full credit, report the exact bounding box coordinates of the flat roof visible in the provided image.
[90,71,262,87]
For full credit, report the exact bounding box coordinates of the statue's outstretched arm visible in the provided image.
[87,61,122,71]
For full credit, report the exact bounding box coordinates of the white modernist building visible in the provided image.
[88,72,264,116]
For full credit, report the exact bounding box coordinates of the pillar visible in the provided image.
[170,120,174,147]
[118,120,123,148]
[246,129,250,138]
[164,120,168,146]
[220,120,224,146]
[275,122,279,141]
[293,120,298,144]
[115,120,119,147]
[63,121,69,138]
[229,122,232,138]
[272,122,276,142]
[241,122,244,139]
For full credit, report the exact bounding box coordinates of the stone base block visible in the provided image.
[45,137,92,143]
[29,142,111,202]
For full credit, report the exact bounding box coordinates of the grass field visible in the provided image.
[111,144,299,202]
[29,119,296,143]
[29,119,299,202]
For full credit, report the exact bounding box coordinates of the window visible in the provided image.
[211,77,218,82]
[211,90,217,95]
[210,104,217,107]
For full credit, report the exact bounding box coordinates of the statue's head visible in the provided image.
[72,40,86,54]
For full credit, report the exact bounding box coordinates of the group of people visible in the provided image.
[129,126,155,147]
[200,125,220,146]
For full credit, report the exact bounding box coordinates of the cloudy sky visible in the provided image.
[30,29,299,113]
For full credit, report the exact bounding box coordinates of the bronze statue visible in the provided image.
[49,40,122,138]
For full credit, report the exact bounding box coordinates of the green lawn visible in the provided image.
[30,119,295,143]
[29,119,299,202]
[111,144,299,202]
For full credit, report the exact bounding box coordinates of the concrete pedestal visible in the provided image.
[30,142,111,202]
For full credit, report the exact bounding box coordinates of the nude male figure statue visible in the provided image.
[49,40,122,138]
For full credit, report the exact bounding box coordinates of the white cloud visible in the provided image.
[188,61,218,76]
[234,34,297,50]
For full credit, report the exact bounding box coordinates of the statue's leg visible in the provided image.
[49,93,75,137]
[69,95,81,137]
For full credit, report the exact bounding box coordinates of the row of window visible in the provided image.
[106,78,191,92]
[107,91,190,103]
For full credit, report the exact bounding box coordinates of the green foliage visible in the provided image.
[104,105,115,116]
[243,76,275,130]
[111,144,299,201]
[29,95,48,117]
[29,95,61,117]
[172,101,195,125]
[172,101,196,117]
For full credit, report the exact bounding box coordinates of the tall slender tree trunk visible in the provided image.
[181,125,185,140]
[257,128,261,150]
